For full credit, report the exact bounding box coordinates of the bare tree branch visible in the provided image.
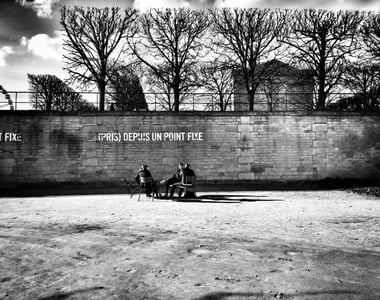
[60,6,138,111]
[282,9,365,110]
[27,74,95,112]
[338,61,380,111]
[210,8,288,111]
[199,58,234,111]
[362,12,380,61]
[128,8,208,111]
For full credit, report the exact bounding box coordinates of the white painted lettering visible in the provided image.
[0,132,22,142]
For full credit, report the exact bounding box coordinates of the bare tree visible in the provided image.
[144,64,202,111]
[129,8,208,112]
[283,9,364,110]
[338,61,380,111]
[210,8,288,111]
[27,74,95,112]
[199,59,234,111]
[362,12,380,61]
[144,65,178,111]
[28,74,69,111]
[60,6,137,111]
[261,75,283,112]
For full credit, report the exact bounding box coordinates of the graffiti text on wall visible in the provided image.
[0,132,22,142]
[97,132,204,142]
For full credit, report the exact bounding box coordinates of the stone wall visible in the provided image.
[0,112,379,187]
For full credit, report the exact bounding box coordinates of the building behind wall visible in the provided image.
[233,60,315,111]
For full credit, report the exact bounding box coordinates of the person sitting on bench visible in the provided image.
[164,162,185,198]
[169,163,197,199]
[182,163,197,198]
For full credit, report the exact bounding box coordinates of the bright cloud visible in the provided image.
[23,31,63,61]
[133,0,220,9]
[214,0,380,10]
[134,0,191,10]
[0,46,14,67]
[17,0,60,18]
[214,0,258,8]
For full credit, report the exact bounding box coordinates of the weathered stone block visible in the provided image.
[239,173,255,180]
[238,125,253,132]
[240,116,251,124]
[1,167,13,176]
[312,123,328,132]
[313,140,329,148]
[83,158,99,167]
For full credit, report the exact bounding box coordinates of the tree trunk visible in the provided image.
[174,88,180,112]
[317,81,326,111]
[249,90,255,111]
[98,81,106,112]
[47,95,52,112]
[173,75,180,112]
[219,92,224,111]
[318,46,327,111]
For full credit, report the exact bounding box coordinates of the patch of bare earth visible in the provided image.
[0,190,379,299]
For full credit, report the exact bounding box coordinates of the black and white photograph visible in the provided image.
[0,0,380,299]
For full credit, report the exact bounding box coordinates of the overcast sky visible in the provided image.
[0,0,379,92]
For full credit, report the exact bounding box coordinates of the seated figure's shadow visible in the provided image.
[175,194,284,203]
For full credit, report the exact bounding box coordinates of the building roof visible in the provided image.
[233,59,315,81]
[261,59,315,77]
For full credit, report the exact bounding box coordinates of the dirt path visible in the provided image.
[0,190,379,299]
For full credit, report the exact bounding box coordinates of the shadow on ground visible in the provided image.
[193,289,361,300]
[169,194,284,203]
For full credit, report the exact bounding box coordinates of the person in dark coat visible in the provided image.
[169,163,197,199]
[164,162,185,198]
[181,163,197,198]
[135,164,159,197]
[135,164,152,183]
[183,163,196,178]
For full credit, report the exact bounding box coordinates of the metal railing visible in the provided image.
[0,91,379,112]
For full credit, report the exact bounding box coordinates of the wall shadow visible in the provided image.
[2,177,379,198]
[193,291,261,300]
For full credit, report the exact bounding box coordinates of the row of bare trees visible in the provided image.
[27,74,96,112]
[58,7,380,112]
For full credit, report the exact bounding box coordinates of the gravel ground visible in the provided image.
[0,189,379,300]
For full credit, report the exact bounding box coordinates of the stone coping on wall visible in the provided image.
[1,110,380,117]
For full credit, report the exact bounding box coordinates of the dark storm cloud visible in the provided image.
[0,0,58,46]
[0,0,136,47]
